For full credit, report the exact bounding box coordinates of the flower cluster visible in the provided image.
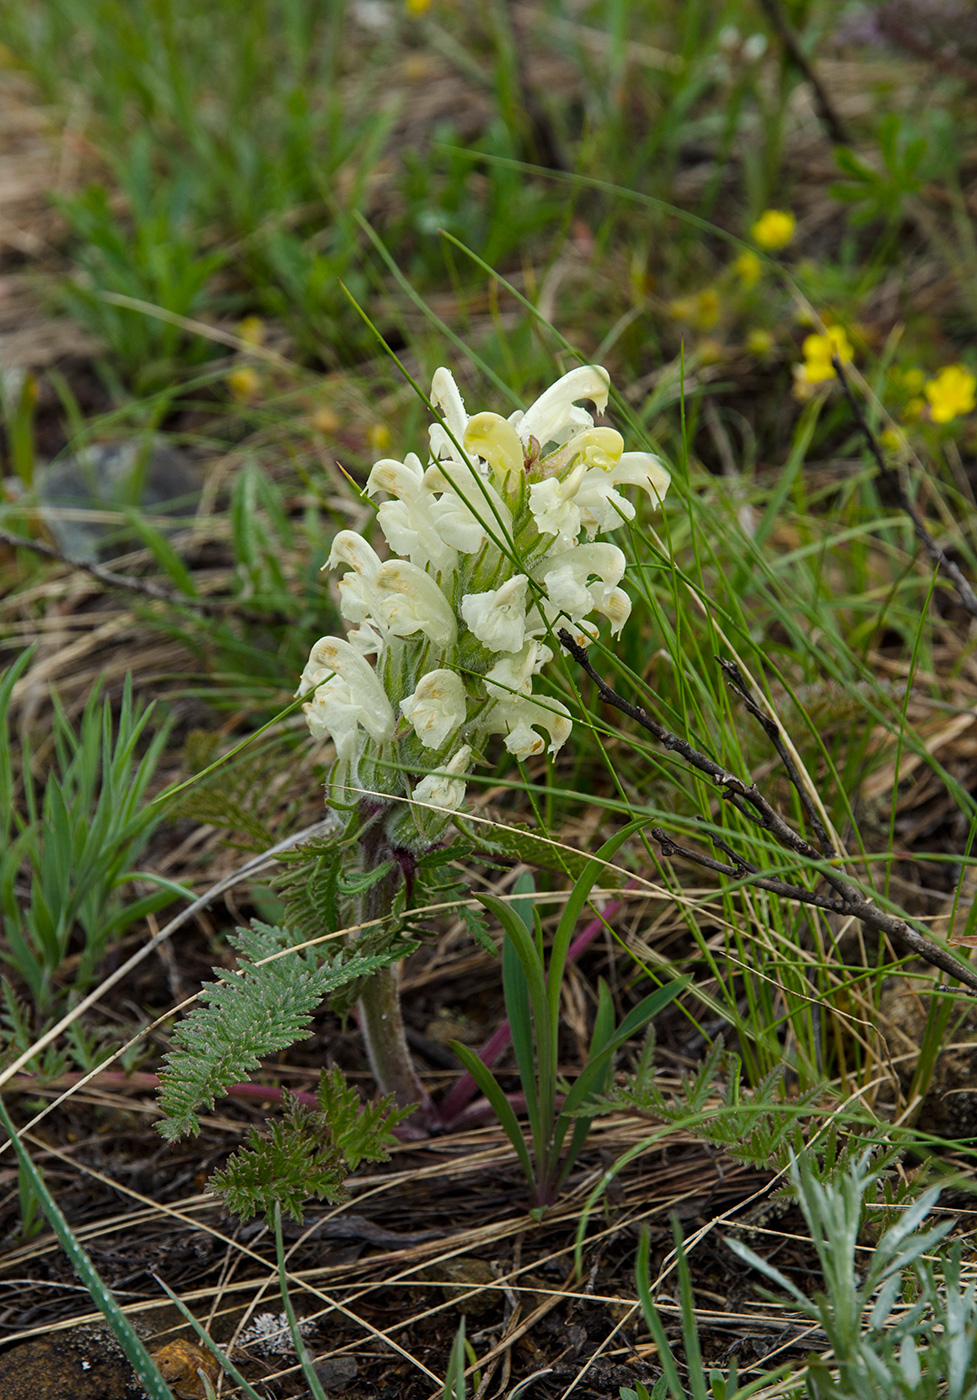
[925,364,976,425]
[751,209,796,252]
[298,365,669,845]
[793,325,854,396]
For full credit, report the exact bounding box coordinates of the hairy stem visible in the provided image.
[355,819,433,1120]
[358,961,432,1116]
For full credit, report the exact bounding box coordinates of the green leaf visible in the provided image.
[455,817,626,886]
[210,1089,348,1223]
[314,1065,412,1169]
[124,509,198,596]
[502,928,541,1151]
[461,904,495,955]
[547,820,646,1037]
[557,979,689,1163]
[560,978,616,1180]
[451,1039,535,1187]
[156,921,404,1141]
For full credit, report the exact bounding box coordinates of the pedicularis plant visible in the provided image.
[297,364,670,1118]
[157,364,670,1216]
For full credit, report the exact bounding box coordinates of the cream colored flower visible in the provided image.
[424,460,512,554]
[400,669,467,749]
[538,543,626,620]
[298,636,396,752]
[328,529,382,627]
[413,744,472,810]
[374,561,457,647]
[528,463,586,546]
[368,452,456,571]
[513,365,610,448]
[575,453,670,535]
[487,694,573,759]
[461,575,529,653]
[429,366,470,462]
[484,640,550,701]
[592,585,631,634]
[463,413,525,488]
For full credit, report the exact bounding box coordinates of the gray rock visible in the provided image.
[36,436,200,562]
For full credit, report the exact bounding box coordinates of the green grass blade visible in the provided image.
[152,1273,263,1400]
[547,819,647,1041]
[450,1040,535,1188]
[0,1097,174,1400]
[502,930,542,1155]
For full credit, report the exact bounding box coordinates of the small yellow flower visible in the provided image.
[798,326,853,386]
[698,338,724,366]
[406,0,431,13]
[751,209,796,251]
[312,406,340,434]
[228,366,261,402]
[667,288,720,332]
[924,364,977,424]
[237,316,266,348]
[368,423,393,452]
[879,427,902,453]
[746,328,774,357]
[903,397,925,423]
[734,251,763,289]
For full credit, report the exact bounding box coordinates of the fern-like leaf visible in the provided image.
[209,1071,411,1222]
[210,1089,348,1223]
[156,920,402,1142]
[454,817,626,886]
[273,836,345,945]
[315,1064,413,1169]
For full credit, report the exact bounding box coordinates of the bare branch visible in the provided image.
[560,630,977,997]
[0,524,288,624]
[755,0,850,147]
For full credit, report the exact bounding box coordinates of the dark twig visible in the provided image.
[756,0,850,147]
[832,356,977,624]
[560,630,977,996]
[718,657,836,856]
[0,524,288,624]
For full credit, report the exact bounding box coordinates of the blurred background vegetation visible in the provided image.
[2,0,977,1388]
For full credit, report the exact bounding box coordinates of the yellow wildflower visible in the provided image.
[406,0,431,13]
[369,423,393,452]
[667,288,720,332]
[798,326,853,386]
[746,328,774,357]
[734,251,762,288]
[879,428,902,453]
[924,364,976,424]
[228,366,261,402]
[312,406,340,435]
[698,338,724,365]
[751,209,796,251]
[237,316,266,348]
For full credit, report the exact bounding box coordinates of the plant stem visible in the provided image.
[355,818,433,1122]
[358,961,432,1118]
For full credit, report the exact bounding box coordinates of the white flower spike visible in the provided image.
[301,363,669,838]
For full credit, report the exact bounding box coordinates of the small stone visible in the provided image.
[35,435,199,562]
